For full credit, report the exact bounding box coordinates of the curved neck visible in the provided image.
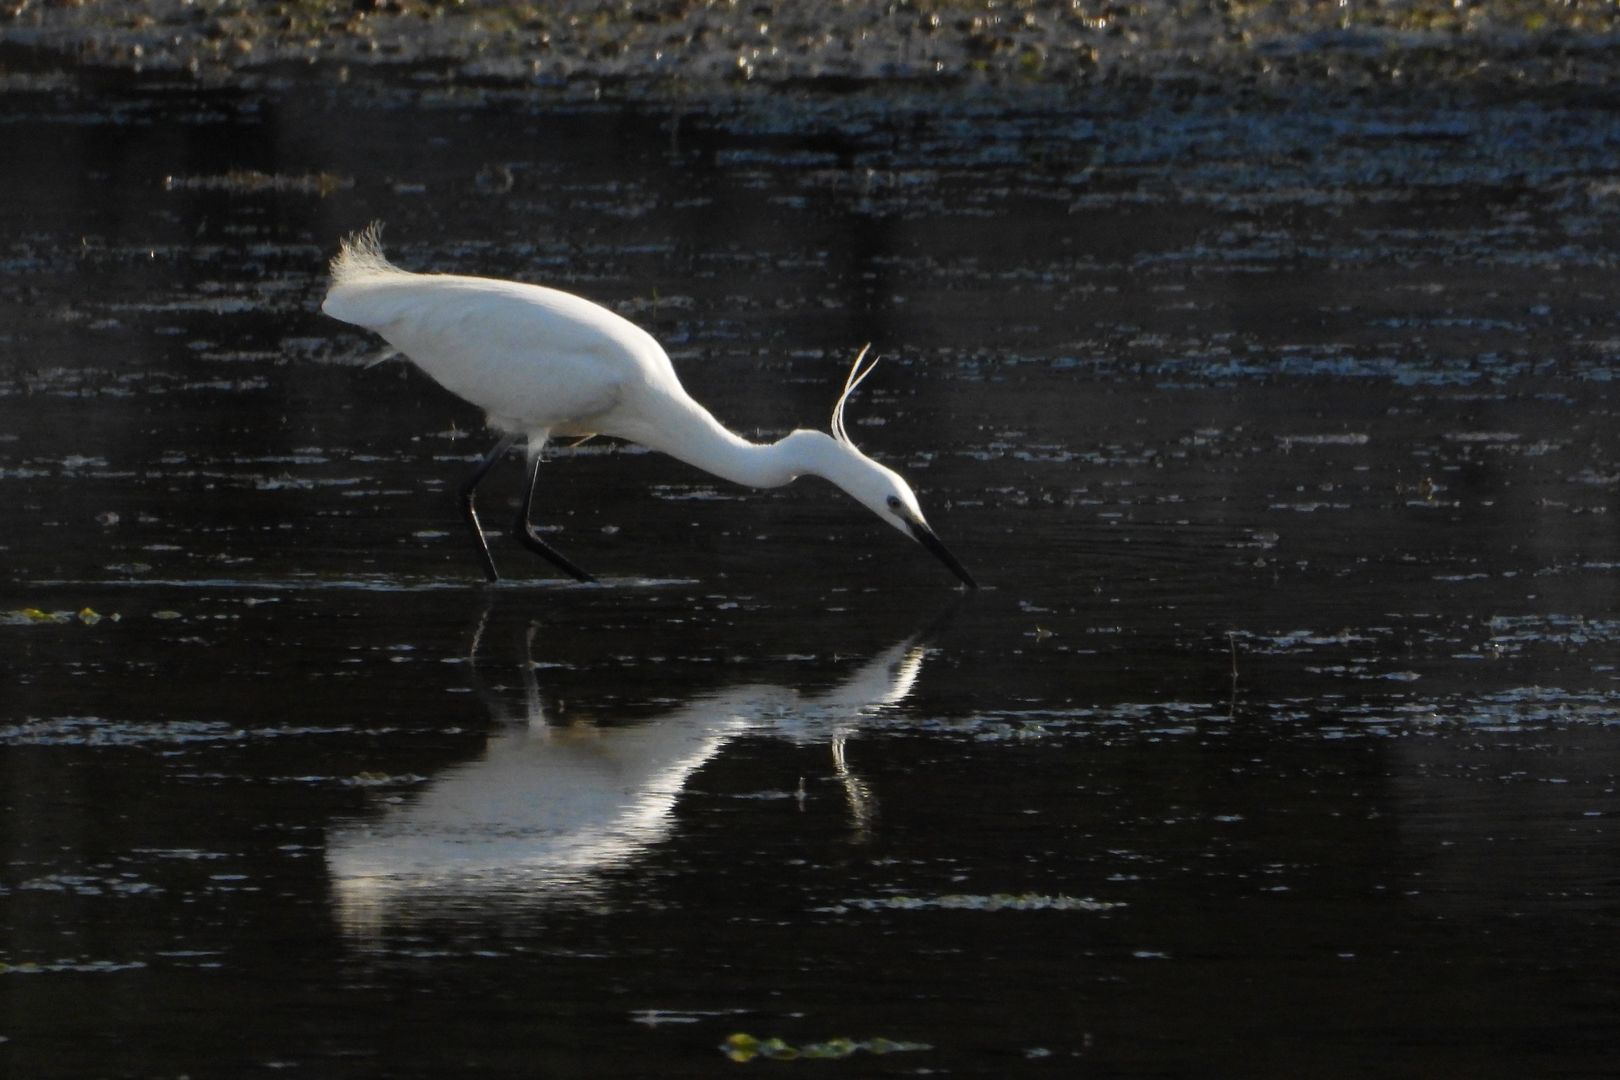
[628,402,851,491]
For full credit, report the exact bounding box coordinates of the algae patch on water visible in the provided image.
[830,892,1122,913]
[721,1032,930,1063]
[2,606,117,625]
[162,171,351,197]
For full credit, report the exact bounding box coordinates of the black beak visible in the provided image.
[908,519,978,589]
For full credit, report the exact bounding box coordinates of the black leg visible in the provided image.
[459,434,519,583]
[515,448,596,583]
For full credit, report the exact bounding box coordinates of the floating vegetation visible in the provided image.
[343,771,426,788]
[721,1032,930,1064]
[0,717,359,748]
[1486,614,1620,650]
[833,892,1121,913]
[162,171,352,197]
[1277,432,1371,448]
[2,607,117,625]
[17,873,160,896]
[0,958,148,975]
[0,716,235,748]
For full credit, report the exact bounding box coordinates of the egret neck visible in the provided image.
[620,399,850,491]
[619,395,977,588]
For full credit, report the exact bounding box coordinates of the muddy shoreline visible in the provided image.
[6,0,1620,104]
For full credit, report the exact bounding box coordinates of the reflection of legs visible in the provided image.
[465,604,561,730]
[464,596,509,721]
[521,622,546,730]
[460,434,520,583]
[515,449,596,583]
[832,733,877,841]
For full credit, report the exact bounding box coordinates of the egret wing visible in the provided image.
[326,273,660,432]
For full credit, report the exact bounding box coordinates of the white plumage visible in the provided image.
[320,225,975,587]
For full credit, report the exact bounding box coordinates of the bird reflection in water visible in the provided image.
[326,613,927,936]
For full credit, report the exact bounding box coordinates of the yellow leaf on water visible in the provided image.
[802,1037,858,1059]
[721,1033,759,1063]
[758,1038,797,1061]
[719,1031,930,1063]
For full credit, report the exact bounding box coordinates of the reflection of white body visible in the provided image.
[327,640,924,933]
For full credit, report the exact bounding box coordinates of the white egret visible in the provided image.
[320,225,976,588]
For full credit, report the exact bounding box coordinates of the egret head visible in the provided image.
[819,348,977,589]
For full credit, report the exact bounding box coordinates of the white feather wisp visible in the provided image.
[830,343,878,448]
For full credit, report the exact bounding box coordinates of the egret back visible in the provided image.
[322,238,679,437]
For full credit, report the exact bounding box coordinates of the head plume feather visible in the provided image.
[831,344,879,447]
[328,221,396,287]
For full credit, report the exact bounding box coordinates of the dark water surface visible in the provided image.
[3,74,1618,1077]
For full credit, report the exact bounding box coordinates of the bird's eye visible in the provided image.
[885,495,903,512]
